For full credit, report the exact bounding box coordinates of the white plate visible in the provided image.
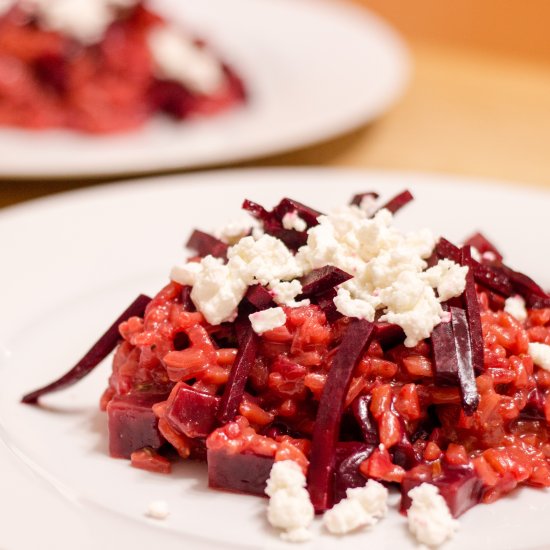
[0,0,409,179]
[0,168,549,550]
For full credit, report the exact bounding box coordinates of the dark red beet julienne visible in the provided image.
[22,190,550,525]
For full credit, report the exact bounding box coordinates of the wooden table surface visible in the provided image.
[1,2,550,209]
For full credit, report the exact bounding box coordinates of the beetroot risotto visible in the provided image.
[23,190,550,545]
[0,1,245,133]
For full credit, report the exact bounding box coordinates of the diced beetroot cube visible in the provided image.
[186,229,228,259]
[107,393,166,459]
[334,442,374,503]
[401,463,483,518]
[165,383,220,439]
[207,448,274,496]
[242,284,276,312]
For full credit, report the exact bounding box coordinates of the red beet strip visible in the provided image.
[378,190,414,215]
[460,246,485,374]
[242,198,269,220]
[349,191,379,207]
[307,319,376,512]
[298,266,352,299]
[450,306,480,415]
[22,294,151,404]
[436,238,513,296]
[186,229,228,260]
[463,232,503,262]
[242,197,322,251]
[494,264,550,308]
[312,288,341,323]
[216,320,259,424]
[272,197,323,227]
[460,232,546,303]
[431,303,459,386]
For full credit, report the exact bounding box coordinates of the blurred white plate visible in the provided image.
[0,0,409,179]
[0,168,549,549]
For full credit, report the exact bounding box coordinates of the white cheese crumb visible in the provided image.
[345,480,388,518]
[148,25,224,94]
[228,234,303,287]
[528,342,550,371]
[379,272,443,348]
[407,483,458,547]
[170,261,203,286]
[422,259,468,302]
[189,256,248,325]
[323,480,388,535]
[359,195,379,217]
[146,500,170,520]
[270,280,310,308]
[266,461,314,543]
[504,295,528,323]
[170,195,468,345]
[265,460,307,497]
[249,307,286,335]
[215,218,255,245]
[323,498,374,535]
[334,288,376,320]
[282,211,308,232]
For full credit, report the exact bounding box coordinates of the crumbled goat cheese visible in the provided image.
[5,0,139,44]
[188,256,248,325]
[422,259,468,302]
[148,25,224,94]
[334,288,376,321]
[270,279,309,308]
[146,500,170,520]
[345,481,388,518]
[170,261,203,286]
[249,307,286,335]
[295,207,466,347]
[266,461,314,543]
[172,233,304,325]
[171,198,467,343]
[228,234,303,287]
[378,272,444,348]
[215,218,256,245]
[323,480,388,535]
[407,483,458,547]
[323,498,373,535]
[528,342,550,372]
[504,295,528,323]
[359,195,379,217]
[282,211,308,232]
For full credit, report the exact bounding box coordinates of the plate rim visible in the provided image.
[1,167,550,550]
